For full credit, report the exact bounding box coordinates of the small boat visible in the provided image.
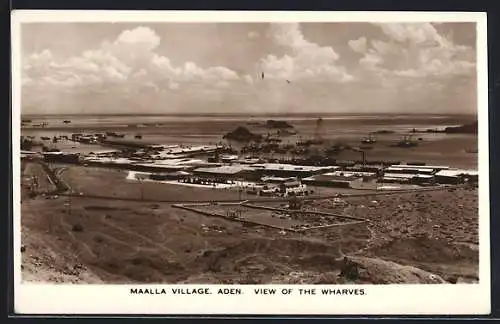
[361,133,376,144]
[106,132,125,138]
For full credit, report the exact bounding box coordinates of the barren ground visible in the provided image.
[20,163,479,284]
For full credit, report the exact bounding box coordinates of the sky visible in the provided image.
[20,22,477,115]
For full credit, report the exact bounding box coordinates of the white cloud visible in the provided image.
[359,52,383,70]
[114,26,160,51]
[23,26,241,94]
[357,23,476,79]
[348,37,367,53]
[259,23,352,83]
[248,31,259,39]
[377,23,445,46]
[243,74,254,84]
[168,81,180,90]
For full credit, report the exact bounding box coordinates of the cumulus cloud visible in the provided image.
[248,31,259,39]
[22,26,241,95]
[348,37,367,54]
[359,52,383,70]
[258,23,353,83]
[243,74,254,84]
[356,23,476,79]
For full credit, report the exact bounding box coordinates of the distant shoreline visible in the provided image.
[21,113,478,118]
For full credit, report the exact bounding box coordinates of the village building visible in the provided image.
[435,169,479,184]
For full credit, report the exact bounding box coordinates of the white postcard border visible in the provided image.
[11,10,490,315]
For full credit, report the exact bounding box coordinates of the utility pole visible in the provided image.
[138,178,144,201]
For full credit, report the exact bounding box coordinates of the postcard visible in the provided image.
[12,10,490,315]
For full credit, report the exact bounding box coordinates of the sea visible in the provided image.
[19,113,479,169]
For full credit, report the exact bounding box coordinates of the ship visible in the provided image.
[361,133,376,144]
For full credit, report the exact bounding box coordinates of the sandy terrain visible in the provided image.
[60,165,372,202]
[20,162,479,284]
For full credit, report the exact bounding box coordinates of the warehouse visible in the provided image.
[250,163,336,178]
[279,180,308,196]
[435,169,478,184]
[379,173,434,185]
[87,149,121,157]
[193,165,256,181]
[387,164,450,174]
[302,174,358,188]
[220,154,239,163]
[344,165,383,173]
[325,170,378,180]
[384,166,435,175]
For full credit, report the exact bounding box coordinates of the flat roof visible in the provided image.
[386,167,434,173]
[194,165,251,175]
[384,173,434,179]
[251,163,333,172]
[163,145,219,154]
[436,169,479,177]
[83,157,135,164]
[261,176,297,182]
[390,164,450,170]
[304,174,357,182]
[324,171,376,177]
[43,152,79,156]
[150,158,207,166]
[135,163,187,170]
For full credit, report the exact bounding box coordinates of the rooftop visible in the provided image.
[83,157,135,164]
[390,164,450,170]
[383,173,434,179]
[194,165,252,175]
[435,169,479,177]
[134,163,188,170]
[251,163,333,172]
[43,151,80,156]
[386,167,435,173]
[303,174,357,182]
[261,176,297,182]
[149,158,207,166]
[324,171,376,177]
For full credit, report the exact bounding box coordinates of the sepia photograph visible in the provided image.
[12,11,490,315]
